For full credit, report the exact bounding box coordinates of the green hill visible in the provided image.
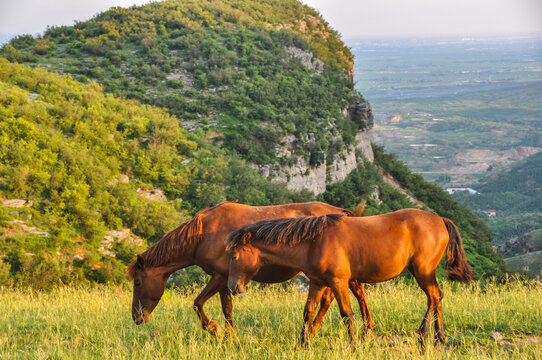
[453,151,542,243]
[505,251,542,278]
[0,0,504,287]
[0,59,314,287]
[2,0,359,168]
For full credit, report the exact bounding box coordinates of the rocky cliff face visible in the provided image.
[270,94,374,195]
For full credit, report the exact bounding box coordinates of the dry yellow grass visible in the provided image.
[1,279,541,359]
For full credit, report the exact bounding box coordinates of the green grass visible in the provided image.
[2,280,541,359]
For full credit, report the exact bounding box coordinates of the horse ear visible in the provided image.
[136,254,144,269]
[242,232,252,244]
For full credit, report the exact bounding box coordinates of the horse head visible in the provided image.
[128,254,169,325]
[227,239,263,296]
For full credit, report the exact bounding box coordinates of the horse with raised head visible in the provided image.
[127,201,373,337]
[227,208,472,345]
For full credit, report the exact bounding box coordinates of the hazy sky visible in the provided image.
[0,0,541,37]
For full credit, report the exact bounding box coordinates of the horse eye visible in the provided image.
[231,254,238,261]
[134,280,141,287]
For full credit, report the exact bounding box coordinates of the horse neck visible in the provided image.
[161,245,196,273]
[142,231,200,274]
[152,255,195,277]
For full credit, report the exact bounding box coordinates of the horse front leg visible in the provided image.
[329,279,357,344]
[193,273,226,336]
[301,283,327,344]
[219,287,236,338]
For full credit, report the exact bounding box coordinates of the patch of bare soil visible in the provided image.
[490,331,542,346]
[444,146,541,175]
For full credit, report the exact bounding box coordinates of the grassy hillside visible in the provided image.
[0,59,313,288]
[0,59,504,287]
[1,281,541,358]
[452,153,542,278]
[506,252,542,278]
[500,229,542,258]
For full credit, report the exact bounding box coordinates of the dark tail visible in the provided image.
[442,218,473,284]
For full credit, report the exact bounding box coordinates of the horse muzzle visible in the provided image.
[132,309,150,325]
[228,281,245,296]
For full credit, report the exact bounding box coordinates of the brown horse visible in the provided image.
[227,208,472,345]
[127,201,374,337]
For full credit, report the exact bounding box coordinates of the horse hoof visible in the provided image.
[435,334,446,345]
[205,320,223,337]
[350,340,360,352]
[225,327,237,339]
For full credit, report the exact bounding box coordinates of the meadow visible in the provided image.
[1,280,541,359]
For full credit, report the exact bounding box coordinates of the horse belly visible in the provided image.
[351,249,410,283]
[253,265,300,283]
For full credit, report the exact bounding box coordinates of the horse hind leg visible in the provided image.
[310,287,334,337]
[410,269,442,349]
[349,281,376,332]
[433,286,445,344]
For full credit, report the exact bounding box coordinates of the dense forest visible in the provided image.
[0,0,504,288]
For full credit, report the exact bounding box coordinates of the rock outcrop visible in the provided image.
[287,46,324,74]
[270,93,374,195]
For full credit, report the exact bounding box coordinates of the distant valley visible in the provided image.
[349,36,542,186]
[349,36,542,276]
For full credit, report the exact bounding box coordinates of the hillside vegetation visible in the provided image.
[453,153,542,278]
[2,0,359,168]
[453,152,542,243]
[0,59,313,287]
[0,0,505,287]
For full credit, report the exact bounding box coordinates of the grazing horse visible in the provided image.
[127,201,374,337]
[227,208,473,345]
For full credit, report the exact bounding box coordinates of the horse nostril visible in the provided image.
[230,284,241,295]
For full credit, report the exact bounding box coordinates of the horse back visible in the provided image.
[313,209,449,283]
[200,201,349,235]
